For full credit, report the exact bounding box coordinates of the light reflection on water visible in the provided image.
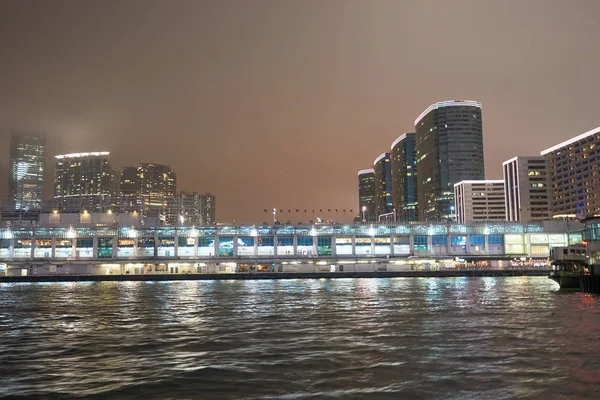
[1,277,600,399]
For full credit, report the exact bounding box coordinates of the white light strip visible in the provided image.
[540,126,600,155]
[55,152,110,159]
[453,179,504,187]
[390,133,413,150]
[357,169,375,176]
[502,156,519,166]
[414,100,482,126]
[373,153,388,166]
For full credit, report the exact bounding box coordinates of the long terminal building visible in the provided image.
[0,218,583,276]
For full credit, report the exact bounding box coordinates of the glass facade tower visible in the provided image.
[391,133,418,221]
[374,153,393,217]
[358,169,376,221]
[415,100,485,221]
[8,133,46,210]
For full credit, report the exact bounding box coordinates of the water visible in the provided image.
[1,277,600,399]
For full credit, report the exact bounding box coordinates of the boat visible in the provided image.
[548,245,588,290]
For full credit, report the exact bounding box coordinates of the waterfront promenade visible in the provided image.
[0,268,550,283]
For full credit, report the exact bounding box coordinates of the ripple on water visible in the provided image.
[0,277,600,399]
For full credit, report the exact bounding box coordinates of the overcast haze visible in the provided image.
[1,0,599,223]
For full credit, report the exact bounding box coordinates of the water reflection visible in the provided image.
[0,277,599,399]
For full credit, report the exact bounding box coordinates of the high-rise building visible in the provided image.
[454,180,506,223]
[391,133,418,221]
[179,191,202,225]
[53,152,112,210]
[137,163,177,222]
[8,133,46,210]
[374,153,393,218]
[119,167,140,210]
[201,193,216,225]
[358,169,376,221]
[541,126,600,218]
[415,100,485,221]
[503,156,551,221]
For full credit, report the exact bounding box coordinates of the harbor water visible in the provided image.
[1,277,600,399]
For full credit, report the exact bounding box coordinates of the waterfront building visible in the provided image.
[0,220,583,276]
[137,163,177,222]
[391,133,418,221]
[454,180,506,223]
[415,100,485,221]
[358,169,376,221]
[201,193,216,225]
[541,126,600,218]
[119,167,140,210]
[8,133,46,210]
[374,153,393,218]
[503,156,551,221]
[53,152,112,211]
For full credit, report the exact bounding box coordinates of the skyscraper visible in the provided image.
[137,163,177,221]
[391,133,418,221]
[119,166,140,210]
[8,133,46,210]
[415,100,485,221]
[179,191,202,225]
[54,152,112,210]
[358,169,376,221]
[201,193,216,225]
[541,126,600,218]
[374,153,393,218]
[503,156,551,221]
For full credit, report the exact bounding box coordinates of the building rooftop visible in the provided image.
[540,126,600,155]
[55,152,110,159]
[414,100,482,126]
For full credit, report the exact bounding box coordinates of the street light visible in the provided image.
[362,206,367,222]
[273,208,277,224]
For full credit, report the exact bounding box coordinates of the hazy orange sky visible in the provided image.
[1,0,599,223]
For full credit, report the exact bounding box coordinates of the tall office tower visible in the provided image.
[391,133,418,221]
[454,180,506,223]
[415,100,485,221]
[503,156,551,222]
[119,166,140,210]
[201,193,216,225]
[179,191,202,225]
[358,169,376,222]
[541,126,600,218]
[8,133,46,210]
[137,163,177,221]
[374,153,393,218]
[54,152,112,210]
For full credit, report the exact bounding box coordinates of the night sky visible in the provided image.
[1,0,599,223]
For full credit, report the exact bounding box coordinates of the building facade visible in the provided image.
[503,156,551,222]
[179,191,202,225]
[118,167,140,210]
[454,180,506,223]
[53,152,112,210]
[391,133,418,221]
[358,169,376,221]
[8,133,46,210]
[541,127,600,218]
[374,153,393,218]
[201,193,216,225]
[137,163,177,222]
[415,100,485,221]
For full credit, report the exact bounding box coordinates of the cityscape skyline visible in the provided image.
[2,0,600,223]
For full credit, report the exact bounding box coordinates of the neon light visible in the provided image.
[373,153,388,165]
[390,133,413,150]
[55,152,110,159]
[414,100,482,126]
[358,169,375,176]
[540,127,600,155]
